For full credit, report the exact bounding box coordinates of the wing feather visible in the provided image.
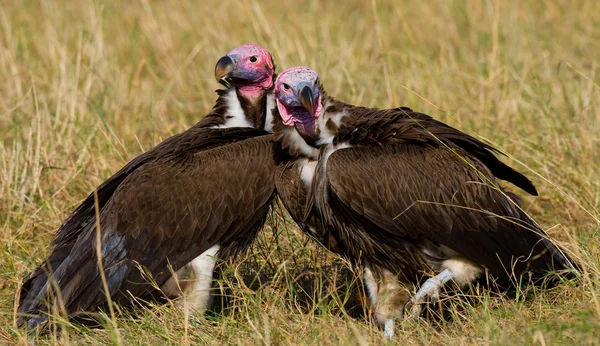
[324,144,569,281]
[336,107,538,196]
[19,134,276,327]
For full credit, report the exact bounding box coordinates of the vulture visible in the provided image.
[272,67,578,337]
[18,44,280,329]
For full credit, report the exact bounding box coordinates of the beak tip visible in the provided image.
[300,86,317,116]
[218,77,231,88]
[214,56,236,85]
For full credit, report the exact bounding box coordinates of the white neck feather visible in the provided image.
[298,158,318,188]
[316,100,349,146]
[284,127,320,159]
[264,93,275,133]
[212,88,253,129]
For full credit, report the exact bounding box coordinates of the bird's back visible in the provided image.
[18,130,275,328]
[321,143,576,284]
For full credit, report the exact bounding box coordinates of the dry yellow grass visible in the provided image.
[1,0,599,344]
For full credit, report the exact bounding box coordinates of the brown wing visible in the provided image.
[18,126,270,319]
[275,163,308,225]
[336,107,538,196]
[53,118,268,247]
[19,135,276,328]
[323,144,572,281]
[275,163,342,253]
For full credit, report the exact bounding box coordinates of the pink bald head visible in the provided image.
[274,67,323,134]
[226,44,274,69]
[214,44,275,98]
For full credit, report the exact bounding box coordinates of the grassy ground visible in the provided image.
[1,0,599,344]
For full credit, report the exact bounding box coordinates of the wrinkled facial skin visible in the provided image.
[274,67,323,135]
[214,44,275,97]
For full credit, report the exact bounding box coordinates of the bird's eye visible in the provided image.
[249,56,258,63]
[283,83,290,90]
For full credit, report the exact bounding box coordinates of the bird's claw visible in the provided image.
[402,269,453,320]
[402,297,426,320]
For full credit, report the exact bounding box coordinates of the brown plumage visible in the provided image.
[275,162,341,252]
[273,103,542,273]
[272,67,578,336]
[21,134,277,328]
[331,103,537,196]
[320,144,555,278]
[18,44,279,329]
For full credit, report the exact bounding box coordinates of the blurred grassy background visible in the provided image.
[1,0,599,344]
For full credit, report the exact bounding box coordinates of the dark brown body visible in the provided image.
[19,132,278,328]
[275,163,342,253]
[276,101,575,286]
[18,88,279,328]
[272,66,577,333]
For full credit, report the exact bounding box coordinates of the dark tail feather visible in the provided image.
[479,155,538,196]
[17,243,74,328]
[17,254,93,329]
[516,210,580,288]
[536,236,580,286]
[503,191,579,285]
[482,199,580,291]
[18,226,104,329]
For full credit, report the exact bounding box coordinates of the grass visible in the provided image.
[1,0,599,344]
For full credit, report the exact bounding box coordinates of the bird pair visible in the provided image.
[17,44,578,338]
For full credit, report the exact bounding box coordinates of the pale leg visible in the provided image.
[406,269,453,319]
[363,265,410,338]
[161,245,221,312]
[405,257,483,319]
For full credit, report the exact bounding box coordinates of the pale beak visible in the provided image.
[214,56,236,85]
[299,85,316,116]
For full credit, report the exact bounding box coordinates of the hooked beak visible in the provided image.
[299,86,316,116]
[214,56,236,86]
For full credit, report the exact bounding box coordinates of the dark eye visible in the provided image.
[249,56,258,63]
[283,83,290,90]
